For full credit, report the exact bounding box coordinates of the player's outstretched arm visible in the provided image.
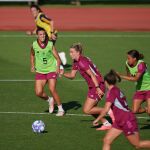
[26,28,37,35]
[117,65,142,82]
[119,72,142,82]
[61,70,77,80]
[30,47,35,72]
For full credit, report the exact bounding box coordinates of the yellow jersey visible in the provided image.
[35,12,52,38]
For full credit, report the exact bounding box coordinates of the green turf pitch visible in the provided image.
[0,31,150,150]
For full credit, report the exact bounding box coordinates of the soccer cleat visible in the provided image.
[96,125,112,131]
[48,97,55,114]
[56,111,65,117]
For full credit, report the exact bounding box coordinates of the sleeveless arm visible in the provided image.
[52,46,61,73]
[30,47,35,72]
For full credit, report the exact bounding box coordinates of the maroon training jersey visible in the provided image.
[106,86,136,125]
[72,56,104,88]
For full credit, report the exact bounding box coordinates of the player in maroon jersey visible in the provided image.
[93,70,150,150]
[60,43,113,130]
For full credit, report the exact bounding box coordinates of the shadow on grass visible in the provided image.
[45,101,81,113]
[33,130,48,134]
[42,130,48,134]
[62,101,82,112]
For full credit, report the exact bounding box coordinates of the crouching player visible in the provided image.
[93,70,150,150]
[30,28,65,116]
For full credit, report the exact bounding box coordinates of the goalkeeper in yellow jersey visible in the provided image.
[27,5,67,65]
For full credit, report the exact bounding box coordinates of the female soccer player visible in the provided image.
[118,50,150,115]
[93,70,150,150]
[27,4,67,65]
[27,4,56,42]
[30,28,65,116]
[60,43,113,130]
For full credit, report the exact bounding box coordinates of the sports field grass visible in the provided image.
[0,31,150,150]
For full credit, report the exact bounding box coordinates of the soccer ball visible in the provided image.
[32,120,45,133]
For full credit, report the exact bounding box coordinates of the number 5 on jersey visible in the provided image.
[43,58,47,64]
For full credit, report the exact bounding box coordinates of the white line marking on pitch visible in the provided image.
[0,79,84,82]
[0,111,90,117]
[0,79,128,82]
[0,35,150,38]
[0,111,149,119]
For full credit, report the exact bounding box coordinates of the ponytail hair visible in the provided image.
[127,50,144,60]
[104,69,121,85]
[70,43,83,54]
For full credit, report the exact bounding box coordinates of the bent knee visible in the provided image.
[82,108,91,115]
[35,90,43,97]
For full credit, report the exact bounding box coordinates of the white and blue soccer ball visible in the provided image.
[32,120,45,133]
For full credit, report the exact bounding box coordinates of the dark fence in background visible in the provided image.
[0,0,150,5]
[38,0,150,5]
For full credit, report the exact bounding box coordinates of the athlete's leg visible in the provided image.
[35,80,48,100]
[48,79,61,105]
[83,97,103,114]
[127,132,150,149]
[83,97,108,124]
[132,99,146,114]
[48,79,64,116]
[146,98,150,115]
[102,128,122,150]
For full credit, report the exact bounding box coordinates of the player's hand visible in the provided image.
[31,66,35,73]
[96,88,104,98]
[59,65,64,77]
[26,31,32,35]
[51,33,57,40]
[60,65,64,75]
[93,119,99,126]
[56,66,60,74]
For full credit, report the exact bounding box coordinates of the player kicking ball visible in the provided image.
[30,28,65,116]
[93,70,150,150]
[60,43,114,130]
